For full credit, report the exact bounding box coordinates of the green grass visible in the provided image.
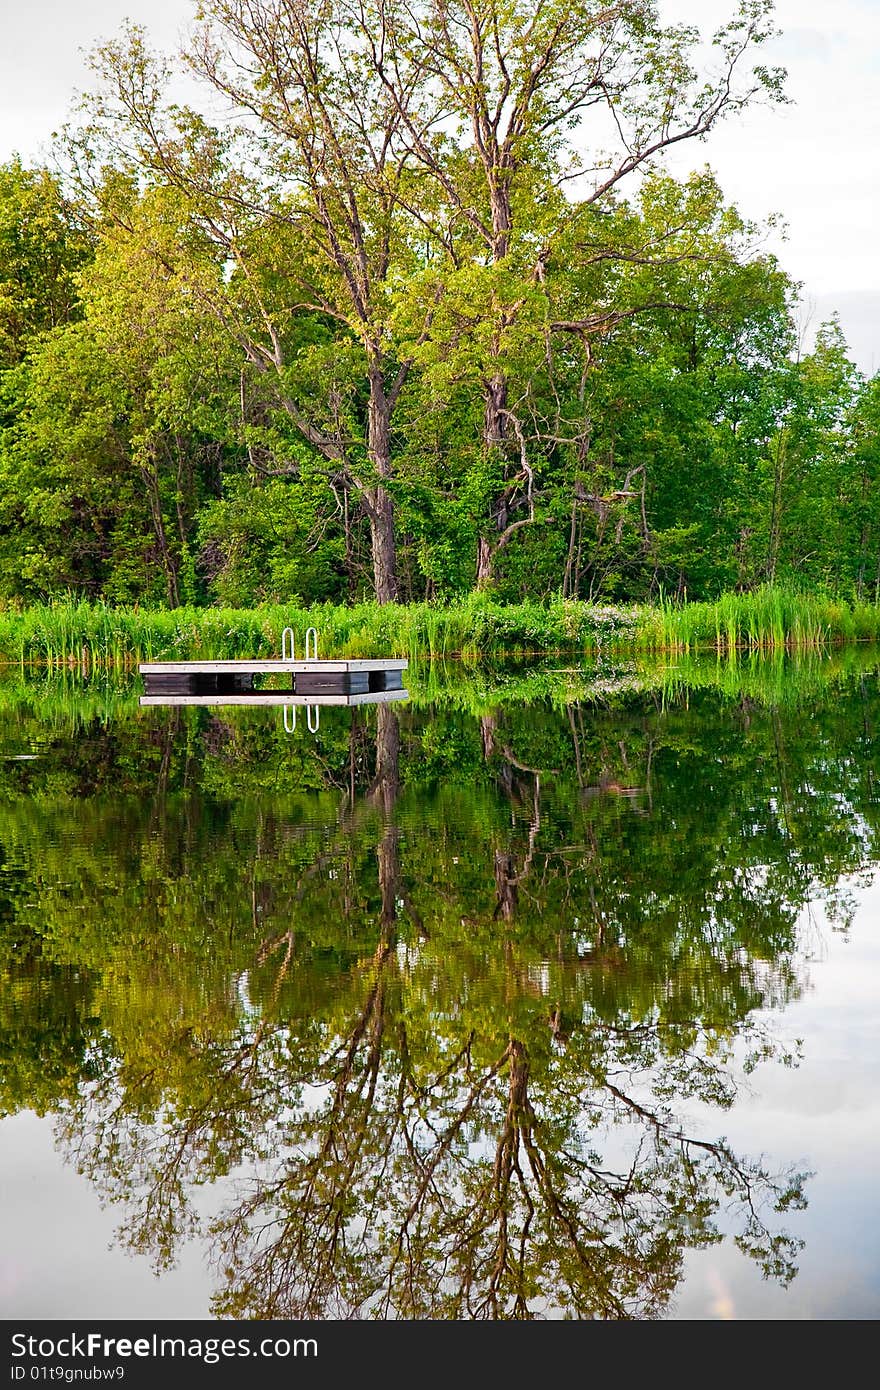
[638,585,880,654]
[0,595,638,666]
[0,587,879,668]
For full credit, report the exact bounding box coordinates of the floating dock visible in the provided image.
[139,656,408,699]
[139,659,407,675]
[139,620,408,706]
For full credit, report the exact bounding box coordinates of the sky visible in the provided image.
[0,0,877,374]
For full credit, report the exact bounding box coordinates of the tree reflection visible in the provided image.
[60,930,806,1319]
[52,709,806,1319]
[8,667,880,1314]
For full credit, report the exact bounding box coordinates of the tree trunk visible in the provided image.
[484,372,508,450]
[366,361,399,603]
[476,374,511,587]
[475,179,514,589]
[563,495,580,598]
[141,460,180,608]
[767,428,788,582]
[367,487,398,604]
[476,536,495,589]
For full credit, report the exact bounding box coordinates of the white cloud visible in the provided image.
[656,1,880,371]
[0,1,192,159]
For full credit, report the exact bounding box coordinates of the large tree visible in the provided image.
[368,0,788,585]
[74,5,448,602]
[70,0,786,600]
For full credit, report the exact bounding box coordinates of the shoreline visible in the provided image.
[1,586,880,667]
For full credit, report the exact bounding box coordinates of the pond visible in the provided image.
[1,649,879,1320]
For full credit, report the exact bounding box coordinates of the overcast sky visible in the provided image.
[0,0,877,373]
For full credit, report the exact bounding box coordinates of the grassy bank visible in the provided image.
[0,595,637,666]
[0,587,879,667]
[640,587,880,654]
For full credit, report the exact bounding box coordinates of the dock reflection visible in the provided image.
[139,688,409,707]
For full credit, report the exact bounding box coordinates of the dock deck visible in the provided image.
[138,658,407,675]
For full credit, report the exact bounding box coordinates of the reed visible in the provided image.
[0,587,878,667]
[0,595,640,666]
[635,585,880,655]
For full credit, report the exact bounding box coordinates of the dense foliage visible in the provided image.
[0,2,876,611]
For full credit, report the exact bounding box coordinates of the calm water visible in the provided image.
[1,653,879,1320]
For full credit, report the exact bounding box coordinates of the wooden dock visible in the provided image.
[139,656,408,699]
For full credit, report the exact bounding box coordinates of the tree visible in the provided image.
[850,373,880,599]
[756,319,862,590]
[0,185,240,603]
[0,159,92,368]
[568,172,797,600]
[373,0,788,586]
[69,0,786,601]
[75,6,447,602]
[392,168,798,601]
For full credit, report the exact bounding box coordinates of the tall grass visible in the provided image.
[0,594,640,667]
[636,585,880,655]
[0,587,879,668]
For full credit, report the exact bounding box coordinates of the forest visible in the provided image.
[1,0,878,617]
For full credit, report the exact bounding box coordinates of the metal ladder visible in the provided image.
[281,626,320,734]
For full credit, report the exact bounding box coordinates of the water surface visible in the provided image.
[1,652,879,1319]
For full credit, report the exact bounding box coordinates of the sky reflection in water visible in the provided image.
[1,653,879,1319]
